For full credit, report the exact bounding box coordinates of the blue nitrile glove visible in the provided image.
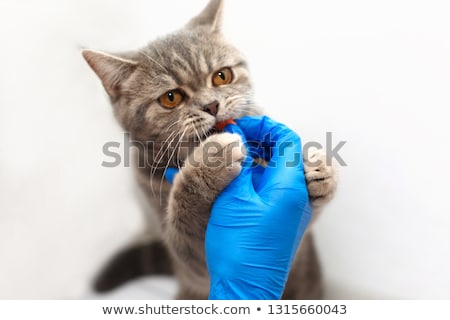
[165,116,312,300]
[206,116,312,300]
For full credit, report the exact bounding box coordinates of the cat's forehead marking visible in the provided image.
[142,30,240,92]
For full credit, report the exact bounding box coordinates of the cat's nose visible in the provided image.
[203,101,219,116]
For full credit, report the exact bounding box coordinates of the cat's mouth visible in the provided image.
[192,117,237,142]
[204,127,218,138]
[203,118,234,138]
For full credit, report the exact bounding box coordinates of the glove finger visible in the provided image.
[258,145,307,202]
[236,117,307,201]
[251,164,265,190]
[235,116,293,146]
[235,116,297,162]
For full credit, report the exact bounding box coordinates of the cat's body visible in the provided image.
[83,0,337,299]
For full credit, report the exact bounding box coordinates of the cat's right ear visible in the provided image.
[82,50,138,99]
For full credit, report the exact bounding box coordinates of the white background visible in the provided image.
[1,0,449,299]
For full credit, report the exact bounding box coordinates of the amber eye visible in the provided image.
[212,67,233,86]
[158,89,185,109]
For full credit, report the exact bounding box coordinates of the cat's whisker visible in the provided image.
[149,151,169,198]
[149,131,178,197]
[150,131,177,175]
[151,133,178,177]
[225,95,242,103]
[192,124,203,146]
[182,117,200,127]
[200,126,209,139]
[159,127,188,205]
[224,97,261,116]
[164,119,182,133]
[176,125,190,169]
[239,105,259,112]
[181,121,200,139]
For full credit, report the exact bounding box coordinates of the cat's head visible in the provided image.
[82,0,256,148]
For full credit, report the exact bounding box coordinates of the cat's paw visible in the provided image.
[165,133,246,273]
[304,150,338,208]
[181,132,246,193]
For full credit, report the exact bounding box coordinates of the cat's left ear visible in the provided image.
[186,0,224,33]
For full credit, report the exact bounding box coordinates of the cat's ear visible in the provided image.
[186,0,224,33]
[82,49,138,98]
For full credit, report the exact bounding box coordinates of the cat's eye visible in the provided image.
[212,68,233,87]
[158,89,185,109]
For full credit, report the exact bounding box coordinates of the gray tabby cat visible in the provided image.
[82,0,337,299]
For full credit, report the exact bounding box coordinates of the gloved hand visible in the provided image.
[206,116,311,299]
[165,116,312,300]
